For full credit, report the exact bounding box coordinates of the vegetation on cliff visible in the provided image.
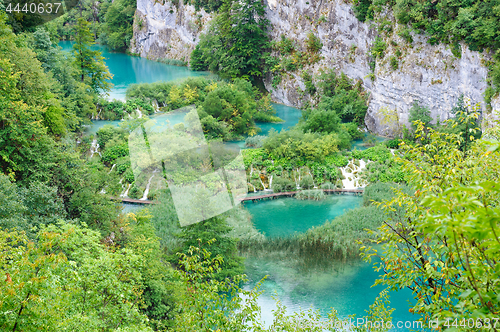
[352,0,500,101]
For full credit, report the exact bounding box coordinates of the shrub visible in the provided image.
[295,189,325,200]
[101,144,129,163]
[352,0,373,22]
[409,101,432,131]
[272,177,295,192]
[398,28,413,44]
[370,36,386,59]
[301,71,316,95]
[128,183,143,199]
[385,139,401,149]
[362,182,409,206]
[306,32,323,53]
[245,135,266,148]
[389,56,398,70]
[320,182,335,189]
[276,35,296,54]
[300,175,314,189]
[325,154,348,167]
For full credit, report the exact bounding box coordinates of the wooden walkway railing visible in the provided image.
[238,188,363,203]
[112,188,364,205]
[112,197,156,205]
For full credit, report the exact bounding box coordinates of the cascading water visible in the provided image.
[340,159,368,189]
[90,139,101,158]
[248,183,257,193]
[140,170,159,200]
[108,164,116,174]
[259,175,270,191]
[121,183,131,197]
[308,171,317,188]
[152,100,160,113]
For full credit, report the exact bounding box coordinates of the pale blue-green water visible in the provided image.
[244,194,362,237]
[71,42,417,330]
[243,195,417,330]
[59,41,213,100]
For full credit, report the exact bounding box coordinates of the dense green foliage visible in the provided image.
[352,0,500,97]
[102,0,136,50]
[189,0,270,83]
[73,18,112,94]
[4,0,500,328]
[0,212,184,331]
[301,70,368,136]
[41,0,135,51]
[125,77,282,140]
[363,119,500,329]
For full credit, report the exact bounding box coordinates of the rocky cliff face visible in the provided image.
[130,0,211,62]
[131,0,498,136]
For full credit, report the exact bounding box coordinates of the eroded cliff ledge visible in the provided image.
[131,0,499,136]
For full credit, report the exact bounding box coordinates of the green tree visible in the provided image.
[73,18,112,94]
[0,223,155,331]
[103,0,136,50]
[190,0,270,83]
[175,215,244,280]
[408,101,432,132]
[440,95,482,152]
[362,121,500,330]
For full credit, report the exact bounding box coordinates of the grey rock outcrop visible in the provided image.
[130,0,212,62]
[132,0,497,137]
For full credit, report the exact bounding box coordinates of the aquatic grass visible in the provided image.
[295,189,326,200]
[238,184,407,263]
[158,58,187,67]
[238,205,387,263]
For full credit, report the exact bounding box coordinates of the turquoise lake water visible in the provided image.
[73,41,419,330]
[59,41,213,101]
[244,194,362,237]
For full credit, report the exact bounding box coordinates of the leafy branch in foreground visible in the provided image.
[362,118,500,331]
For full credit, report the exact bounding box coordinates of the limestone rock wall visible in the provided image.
[132,0,496,137]
[130,0,212,62]
[264,0,491,137]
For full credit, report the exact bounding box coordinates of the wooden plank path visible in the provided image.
[112,188,364,205]
[112,197,156,205]
[238,188,363,203]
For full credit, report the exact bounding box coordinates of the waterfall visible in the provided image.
[339,159,369,189]
[308,171,317,188]
[259,175,268,191]
[136,108,143,118]
[248,183,257,193]
[293,168,301,189]
[90,139,101,158]
[121,183,131,197]
[268,175,273,190]
[152,100,159,113]
[140,170,158,200]
[108,164,116,174]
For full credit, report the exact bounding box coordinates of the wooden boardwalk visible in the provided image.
[238,188,363,203]
[112,188,363,205]
[112,197,156,205]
